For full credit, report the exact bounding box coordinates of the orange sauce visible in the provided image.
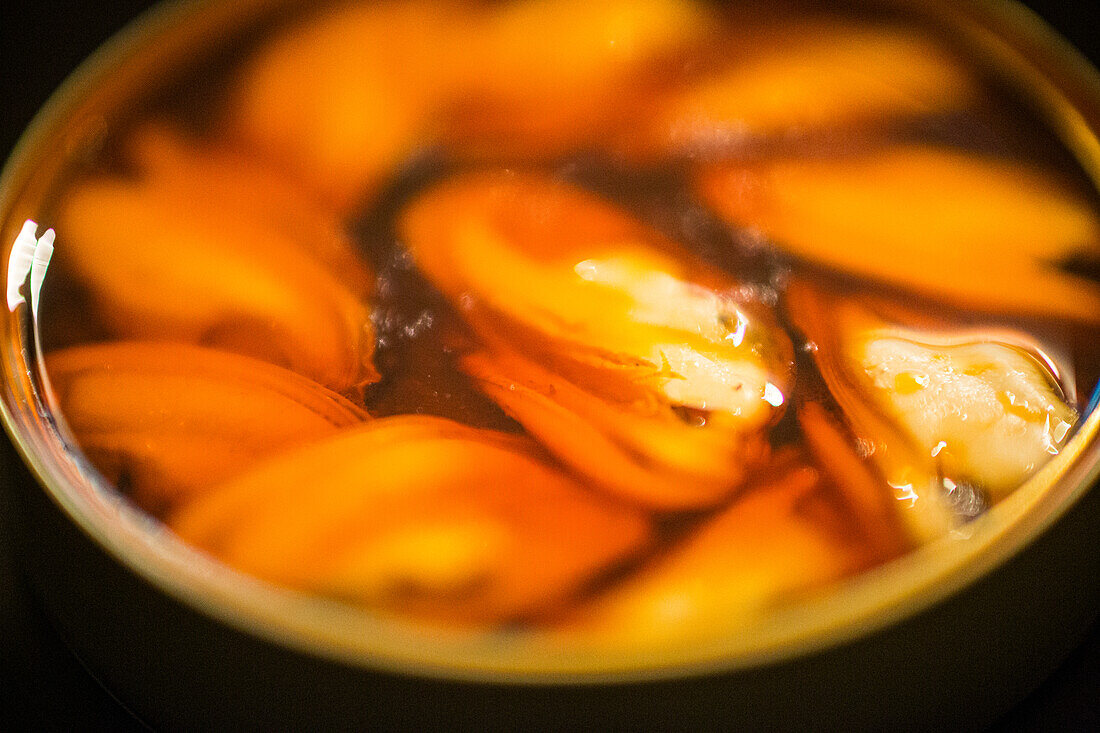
[31,0,1100,640]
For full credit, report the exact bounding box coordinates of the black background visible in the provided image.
[0,1,1098,728]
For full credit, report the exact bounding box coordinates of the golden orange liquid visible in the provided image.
[32,0,1100,643]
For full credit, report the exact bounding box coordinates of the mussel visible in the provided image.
[55,125,378,392]
[553,448,885,647]
[46,341,368,515]
[170,416,651,626]
[787,282,1077,540]
[400,171,793,508]
[619,18,978,160]
[229,0,457,211]
[438,0,714,158]
[697,145,1100,321]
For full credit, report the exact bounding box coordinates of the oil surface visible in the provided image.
[26,0,1100,640]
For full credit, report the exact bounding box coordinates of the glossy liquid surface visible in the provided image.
[21,0,1100,645]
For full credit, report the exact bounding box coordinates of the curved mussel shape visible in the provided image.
[46,341,368,515]
[697,145,1100,322]
[228,0,713,209]
[552,448,894,647]
[400,171,793,509]
[618,18,979,160]
[55,125,378,392]
[228,0,458,212]
[437,0,713,159]
[787,281,1078,541]
[169,416,651,627]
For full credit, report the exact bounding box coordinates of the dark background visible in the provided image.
[0,0,1098,728]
